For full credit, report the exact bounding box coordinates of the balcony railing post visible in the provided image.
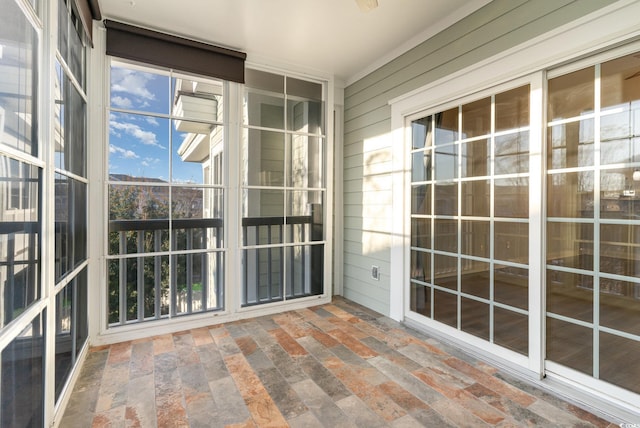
[240,215,314,306]
[154,230,161,319]
[186,229,193,314]
[137,230,144,321]
[170,230,177,317]
[118,232,126,325]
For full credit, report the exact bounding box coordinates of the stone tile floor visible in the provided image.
[60,298,617,427]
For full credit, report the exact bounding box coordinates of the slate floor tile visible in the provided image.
[60,298,615,427]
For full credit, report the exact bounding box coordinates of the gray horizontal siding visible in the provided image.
[341,0,619,316]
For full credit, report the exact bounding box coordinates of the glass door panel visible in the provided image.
[546,51,640,394]
[409,84,531,356]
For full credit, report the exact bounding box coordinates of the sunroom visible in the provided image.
[2,0,640,426]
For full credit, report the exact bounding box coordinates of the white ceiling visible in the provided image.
[99,0,491,85]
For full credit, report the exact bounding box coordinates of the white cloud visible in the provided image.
[146,117,159,126]
[110,67,156,102]
[141,157,161,167]
[109,119,164,149]
[111,96,133,108]
[110,144,139,159]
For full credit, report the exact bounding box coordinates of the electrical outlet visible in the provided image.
[371,265,380,280]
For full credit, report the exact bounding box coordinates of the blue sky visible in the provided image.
[108,65,204,184]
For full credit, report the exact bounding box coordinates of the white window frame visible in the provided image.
[389,0,640,420]
[87,27,334,344]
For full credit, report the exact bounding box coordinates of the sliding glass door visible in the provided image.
[546,52,640,394]
[409,83,532,355]
[408,47,640,398]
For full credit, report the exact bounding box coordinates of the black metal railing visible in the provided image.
[108,218,224,325]
[242,214,323,306]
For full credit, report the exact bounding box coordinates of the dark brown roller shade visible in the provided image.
[73,0,101,43]
[104,20,246,83]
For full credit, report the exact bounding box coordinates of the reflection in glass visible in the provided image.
[495,177,528,218]
[287,98,323,134]
[462,97,490,138]
[55,283,73,401]
[287,135,323,188]
[461,297,489,340]
[1,313,44,427]
[244,92,285,129]
[547,171,594,218]
[599,332,640,394]
[461,221,489,258]
[547,222,593,271]
[57,0,69,61]
[410,283,431,317]
[495,85,529,132]
[0,157,40,328]
[411,150,431,182]
[434,144,457,180]
[55,62,87,177]
[548,67,594,120]
[546,270,593,322]
[243,188,284,218]
[495,132,529,175]
[461,180,489,217]
[411,184,431,215]
[411,117,432,150]
[434,289,457,328]
[494,265,528,309]
[434,182,457,216]
[434,219,457,253]
[494,308,528,355]
[67,9,85,89]
[601,136,640,165]
[494,222,528,263]
[601,52,640,111]
[460,139,489,177]
[600,224,640,276]
[55,175,87,280]
[461,260,490,299]
[411,218,431,249]
[286,190,324,243]
[600,278,640,336]
[601,169,640,218]
[547,317,593,375]
[411,85,534,353]
[0,0,39,156]
[434,108,459,145]
[434,254,457,290]
[55,59,87,177]
[410,250,431,283]
[547,120,594,169]
[244,129,285,186]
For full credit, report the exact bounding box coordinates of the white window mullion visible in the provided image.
[592,63,602,380]
[227,82,242,313]
[528,71,545,377]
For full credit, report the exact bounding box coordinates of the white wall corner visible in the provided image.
[388,107,406,321]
